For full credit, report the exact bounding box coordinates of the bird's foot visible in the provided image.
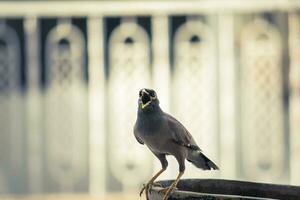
[139,183,148,197]
[140,182,162,196]
[159,186,178,200]
[140,182,156,200]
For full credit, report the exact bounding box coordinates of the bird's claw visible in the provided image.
[159,186,178,200]
[140,182,153,199]
[139,184,146,197]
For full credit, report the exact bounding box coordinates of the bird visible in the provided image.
[134,88,219,200]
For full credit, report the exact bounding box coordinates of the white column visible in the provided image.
[152,15,170,112]
[25,16,43,193]
[152,15,173,179]
[88,16,106,194]
[288,13,300,185]
[218,14,236,179]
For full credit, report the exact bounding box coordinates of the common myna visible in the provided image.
[134,88,219,200]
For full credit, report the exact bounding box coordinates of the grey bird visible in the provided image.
[134,88,219,200]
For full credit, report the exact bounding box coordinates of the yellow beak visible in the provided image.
[141,101,151,109]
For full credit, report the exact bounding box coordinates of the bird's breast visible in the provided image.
[136,114,163,134]
[136,113,172,152]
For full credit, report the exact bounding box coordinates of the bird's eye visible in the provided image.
[150,91,156,98]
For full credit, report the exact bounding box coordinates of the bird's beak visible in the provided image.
[141,101,151,109]
[141,89,151,109]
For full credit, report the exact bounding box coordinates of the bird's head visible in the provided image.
[138,88,160,112]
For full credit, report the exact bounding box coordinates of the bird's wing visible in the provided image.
[134,123,144,145]
[165,113,201,151]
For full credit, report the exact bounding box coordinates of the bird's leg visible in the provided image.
[140,154,168,199]
[161,171,184,200]
[140,168,166,198]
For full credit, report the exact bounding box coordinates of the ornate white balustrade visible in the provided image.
[0,0,299,195]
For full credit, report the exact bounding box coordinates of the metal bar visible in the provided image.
[0,0,300,17]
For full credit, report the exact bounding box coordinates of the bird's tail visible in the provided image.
[187,150,219,170]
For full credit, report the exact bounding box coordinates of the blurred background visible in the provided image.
[1,0,300,199]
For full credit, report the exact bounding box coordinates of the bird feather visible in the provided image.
[134,123,144,145]
[165,113,201,151]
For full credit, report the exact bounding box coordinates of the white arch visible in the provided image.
[173,18,218,179]
[240,18,285,182]
[44,18,87,190]
[108,18,153,190]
